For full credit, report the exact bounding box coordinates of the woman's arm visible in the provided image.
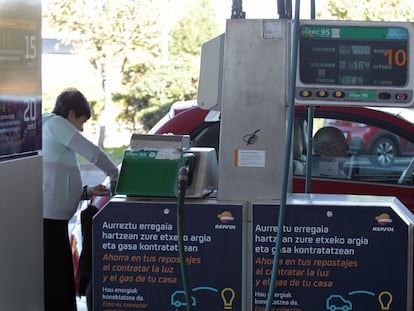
[68,132,119,181]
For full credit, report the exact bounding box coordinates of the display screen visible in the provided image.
[299,26,409,86]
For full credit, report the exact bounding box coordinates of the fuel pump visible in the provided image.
[92,10,414,311]
[115,134,217,198]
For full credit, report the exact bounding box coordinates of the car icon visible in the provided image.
[171,290,197,308]
[326,294,352,311]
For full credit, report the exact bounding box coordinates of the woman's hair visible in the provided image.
[52,88,91,119]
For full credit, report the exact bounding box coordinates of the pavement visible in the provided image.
[79,163,108,186]
[77,296,87,311]
[76,164,108,311]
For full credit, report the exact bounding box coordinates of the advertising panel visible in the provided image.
[252,203,410,310]
[93,200,243,311]
[0,1,42,157]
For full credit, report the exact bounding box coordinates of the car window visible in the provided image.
[185,109,414,187]
[293,115,414,186]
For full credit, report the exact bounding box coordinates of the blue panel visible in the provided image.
[252,203,409,310]
[93,200,243,310]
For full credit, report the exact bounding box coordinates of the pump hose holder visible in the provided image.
[176,164,193,311]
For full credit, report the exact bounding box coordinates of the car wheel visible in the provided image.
[370,136,398,165]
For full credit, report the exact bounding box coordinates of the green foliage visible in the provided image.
[170,0,221,56]
[47,0,161,59]
[113,0,221,130]
[319,0,414,21]
[46,0,221,132]
[104,146,128,164]
[140,103,172,131]
[46,0,165,145]
[78,145,127,164]
[89,100,101,122]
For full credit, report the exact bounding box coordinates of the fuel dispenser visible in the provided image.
[92,18,414,311]
[115,134,217,198]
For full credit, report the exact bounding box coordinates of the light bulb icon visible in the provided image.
[221,288,235,309]
[378,291,393,310]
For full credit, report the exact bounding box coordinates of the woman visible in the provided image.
[41,88,118,310]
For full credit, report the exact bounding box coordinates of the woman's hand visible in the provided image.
[88,184,110,197]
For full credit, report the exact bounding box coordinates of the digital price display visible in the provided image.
[295,21,414,107]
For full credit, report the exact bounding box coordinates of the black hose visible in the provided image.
[278,0,292,19]
[177,165,192,311]
[231,0,245,19]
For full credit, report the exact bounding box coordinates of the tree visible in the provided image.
[318,0,414,21]
[114,0,221,130]
[46,0,163,146]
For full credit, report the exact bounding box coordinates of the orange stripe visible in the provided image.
[234,149,238,167]
[0,82,40,94]
[0,18,37,31]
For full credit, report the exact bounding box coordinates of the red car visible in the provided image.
[325,117,414,165]
[150,101,414,213]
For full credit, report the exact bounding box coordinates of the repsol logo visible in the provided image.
[372,226,394,232]
[215,224,236,230]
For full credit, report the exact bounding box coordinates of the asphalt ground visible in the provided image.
[79,163,108,186]
[76,296,87,311]
[77,164,107,311]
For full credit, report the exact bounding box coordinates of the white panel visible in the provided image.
[218,19,291,201]
[197,34,225,111]
[0,156,43,310]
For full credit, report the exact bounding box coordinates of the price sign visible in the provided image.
[296,21,414,107]
[0,2,41,157]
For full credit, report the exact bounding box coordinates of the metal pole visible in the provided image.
[278,0,292,18]
[231,0,245,19]
[305,0,316,193]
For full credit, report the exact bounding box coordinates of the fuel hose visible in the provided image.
[177,165,192,311]
[265,1,301,310]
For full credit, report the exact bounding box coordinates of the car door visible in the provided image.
[172,105,414,214]
[293,106,414,214]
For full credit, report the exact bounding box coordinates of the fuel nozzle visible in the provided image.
[182,153,195,184]
[178,165,189,187]
[110,179,117,197]
[176,152,196,199]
